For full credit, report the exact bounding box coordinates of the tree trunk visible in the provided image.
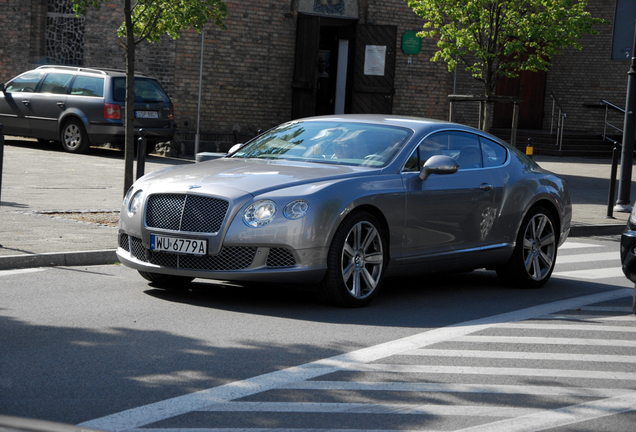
[123,0,136,196]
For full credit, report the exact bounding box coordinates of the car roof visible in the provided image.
[33,65,149,78]
[294,114,480,135]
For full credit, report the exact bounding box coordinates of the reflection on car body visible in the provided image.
[117,115,572,307]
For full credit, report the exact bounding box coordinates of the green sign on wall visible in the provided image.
[402,31,422,55]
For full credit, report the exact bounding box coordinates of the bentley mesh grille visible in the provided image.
[266,248,297,268]
[127,236,256,271]
[145,194,229,233]
[119,233,130,252]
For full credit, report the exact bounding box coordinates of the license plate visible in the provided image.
[135,110,158,119]
[150,235,207,255]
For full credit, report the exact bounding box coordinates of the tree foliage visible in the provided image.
[407,0,607,96]
[70,0,227,195]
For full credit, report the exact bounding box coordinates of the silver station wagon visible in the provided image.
[0,65,176,153]
[117,115,572,307]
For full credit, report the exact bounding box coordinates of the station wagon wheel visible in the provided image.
[319,211,387,307]
[61,118,90,153]
[138,271,194,289]
[497,206,557,288]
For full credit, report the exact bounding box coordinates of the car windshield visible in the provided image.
[112,77,170,103]
[231,121,412,167]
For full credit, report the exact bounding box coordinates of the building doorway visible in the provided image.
[291,14,396,119]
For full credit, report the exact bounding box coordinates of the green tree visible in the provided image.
[71,0,227,195]
[407,0,606,129]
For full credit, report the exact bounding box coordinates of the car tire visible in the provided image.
[318,211,387,307]
[497,206,558,288]
[138,271,194,289]
[61,119,90,153]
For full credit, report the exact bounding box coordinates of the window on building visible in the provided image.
[612,0,636,60]
[46,0,85,65]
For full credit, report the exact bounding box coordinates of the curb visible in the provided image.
[0,250,118,271]
[569,224,625,238]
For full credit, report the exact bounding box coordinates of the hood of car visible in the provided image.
[140,158,374,199]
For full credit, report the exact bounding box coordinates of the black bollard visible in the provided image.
[0,124,4,248]
[136,129,147,180]
[607,143,620,218]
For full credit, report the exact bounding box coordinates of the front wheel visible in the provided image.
[497,207,558,288]
[318,211,387,307]
[61,119,90,153]
[138,271,194,290]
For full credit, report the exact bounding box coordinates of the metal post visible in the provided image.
[194,28,205,160]
[616,18,636,212]
[603,104,609,141]
[136,129,146,180]
[0,124,4,237]
[510,102,519,148]
[550,98,555,134]
[607,143,620,218]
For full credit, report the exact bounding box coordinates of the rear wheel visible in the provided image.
[61,119,90,153]
[318,211,387,307]
[138,271,194,289]
[497,206,557,288]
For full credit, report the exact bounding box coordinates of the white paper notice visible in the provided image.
[364,45,386,76]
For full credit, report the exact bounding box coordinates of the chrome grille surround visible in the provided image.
[145,194,229,233]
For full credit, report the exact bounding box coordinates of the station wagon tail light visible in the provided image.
[169,104,174,121]
[104,103,121,120]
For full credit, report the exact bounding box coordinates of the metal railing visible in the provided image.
[549,92,566,151]
[601,100,625,141]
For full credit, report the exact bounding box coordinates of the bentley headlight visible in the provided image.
[128,190,144,217]
[243,200,277,227]
[284,199,309,219]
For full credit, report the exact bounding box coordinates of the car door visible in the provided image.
[401,130,498,263]
[0,71,45,136]
[28,72,73,140]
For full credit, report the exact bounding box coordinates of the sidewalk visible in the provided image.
[0,138,633,270]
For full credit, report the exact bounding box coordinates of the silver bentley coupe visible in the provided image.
[117,115,572,307]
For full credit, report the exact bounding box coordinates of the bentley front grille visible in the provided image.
[145,194,229,233]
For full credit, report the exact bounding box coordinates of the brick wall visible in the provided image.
[0,0,35,83]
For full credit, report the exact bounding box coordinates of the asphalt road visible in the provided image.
[1,235,634,431]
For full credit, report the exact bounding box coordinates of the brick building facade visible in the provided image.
[0,0,628,145]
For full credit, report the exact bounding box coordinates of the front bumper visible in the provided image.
[620,227,636,283]
[117,232,327,285]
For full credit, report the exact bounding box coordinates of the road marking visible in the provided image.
[78,289,632,432]
[456,392,636,432]
[556,251,618,264]
[403,349,636,363]
[453,335,636,347]
[559,242,603,250]
[328,364,636,381]
[200,401,540,417]
[282,381,633,398]
[0,268,47,277]
[552,267,624,279]
[498,322,636,332]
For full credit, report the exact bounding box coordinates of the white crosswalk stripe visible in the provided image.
[80,241,636,432]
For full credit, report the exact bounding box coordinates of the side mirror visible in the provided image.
[227,143,244,155]
[419,155,459,181]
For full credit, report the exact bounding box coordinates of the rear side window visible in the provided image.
[70,76,104,97]
[39,73,73,94]
[479,137,508,167]
[4,71,45,93]
[112,77,170,103]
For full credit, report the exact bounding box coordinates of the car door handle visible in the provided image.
[480,183,494,191]
[22,100,30,106]
[57,102,65,108]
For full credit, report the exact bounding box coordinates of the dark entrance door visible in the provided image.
[493,70,547,129]
[291,15,356,120]
[351,25,397,114]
